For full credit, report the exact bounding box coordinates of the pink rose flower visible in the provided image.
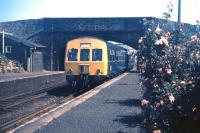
[160,100,164,105]
[165,68,172,74]
[160,36,169,46]
[187,80,193,85]
[141,99,149,106]
[190,35,198,44]
[169,95,175,104]
[153,130,161,133]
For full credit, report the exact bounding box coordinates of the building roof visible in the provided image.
[0,33,45,48]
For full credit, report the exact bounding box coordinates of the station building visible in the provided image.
[0,33,45,72]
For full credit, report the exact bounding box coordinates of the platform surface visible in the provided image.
[14,72,145,133]
[0,71,64,82]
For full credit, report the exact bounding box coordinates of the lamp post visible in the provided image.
[178,0,181,22]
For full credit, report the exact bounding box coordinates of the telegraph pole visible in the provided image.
[1,30,13,55]
[2,30,5,54]
[51,43,53,71]
[178,0,181,22]
[50,19,54,71]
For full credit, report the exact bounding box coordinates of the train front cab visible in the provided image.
[64,37,109,85]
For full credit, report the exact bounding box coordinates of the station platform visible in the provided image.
[0,71,67,99]
[0,71,64,82]
[13,72,145,133]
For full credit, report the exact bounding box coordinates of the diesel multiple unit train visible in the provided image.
[64,37,136,87]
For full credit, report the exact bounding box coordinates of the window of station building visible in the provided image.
[80,49,90,61]
[92,49,102,61]
[68,48,78,61]
[5,46,12,53]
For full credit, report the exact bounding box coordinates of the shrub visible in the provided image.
[138,19,200,133]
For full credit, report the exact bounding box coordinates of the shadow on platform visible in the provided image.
[105,98,146,132]
[105,98,141,107]
[114,115,143,127]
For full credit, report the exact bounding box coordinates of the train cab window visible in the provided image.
[80,49,90,61]
[92,49,102,61]
[68,48,78,61]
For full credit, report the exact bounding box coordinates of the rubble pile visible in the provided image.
[0,54,24,73]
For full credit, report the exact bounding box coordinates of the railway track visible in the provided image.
[1,93,48,110]
[0,71,122,132]
[0,82,67,101]
[0,82,95,132]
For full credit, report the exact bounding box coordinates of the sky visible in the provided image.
[0,0,199,24]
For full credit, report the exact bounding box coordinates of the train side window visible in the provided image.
[80,49,90,61]
[112,55,114,61]
[113,50,116,61]
[92,49,102,61]
[119,52,122,61]
[109,55,112,61]
[108,49,112,61]
[116,51,118,61]
[117,51,120,61]
[68,48,78,61]
[109,50,112,55]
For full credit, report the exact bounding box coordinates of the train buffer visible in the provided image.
[12,71,146,133]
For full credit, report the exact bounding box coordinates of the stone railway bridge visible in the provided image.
[0,17,197,70]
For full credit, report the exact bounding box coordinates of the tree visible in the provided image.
[162,1,174,20]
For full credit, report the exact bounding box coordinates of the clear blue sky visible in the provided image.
[0,0,199,24]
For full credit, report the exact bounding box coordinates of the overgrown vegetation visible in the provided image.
[138,18,200,133]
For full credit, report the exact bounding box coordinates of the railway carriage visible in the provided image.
[64,37,133,87]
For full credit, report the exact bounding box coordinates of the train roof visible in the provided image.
[68,36,106,43]
[107,41,137,54]
[68,37,137,54]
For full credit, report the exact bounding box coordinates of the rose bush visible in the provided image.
[138,19,200,133]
